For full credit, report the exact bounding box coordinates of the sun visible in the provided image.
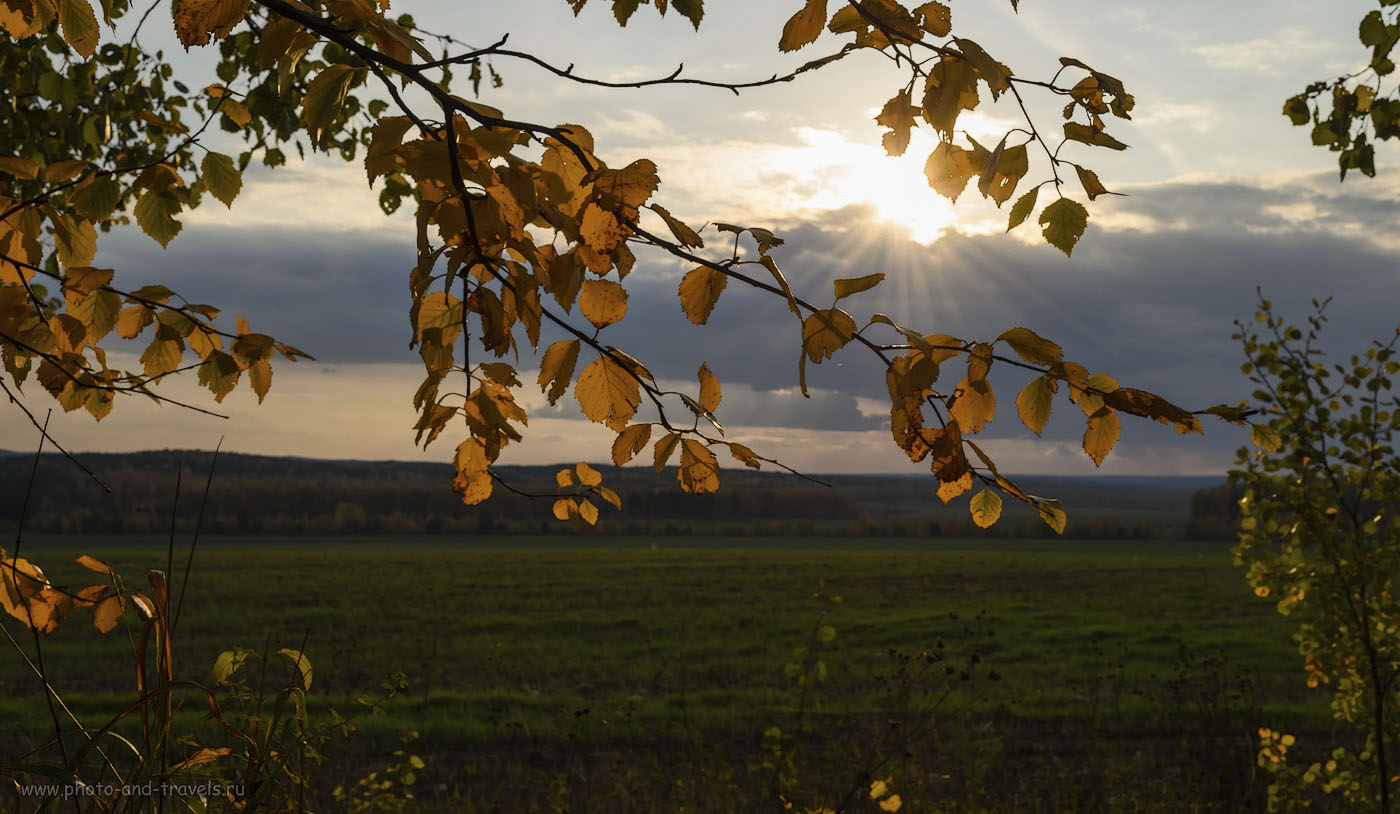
[765,127,962,244]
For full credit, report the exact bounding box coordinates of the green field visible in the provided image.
[2,535,1331,812]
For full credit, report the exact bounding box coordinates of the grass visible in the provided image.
[1,534,1329,812]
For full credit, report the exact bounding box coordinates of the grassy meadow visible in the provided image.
[2,534,1331,812]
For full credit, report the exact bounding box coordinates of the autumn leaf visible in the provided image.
[834,273,885,301]
[923,56,978,138]
[576,461,603,486]
[611,423,652,465]
[997,326,1063,365]
[949,377,995,433]
[1015,376,1053,436]
[1083,408,1121,466]
[678,438,720,494]
[678,266,728,324]
[649,203,703,248]
[92,594,123,634]
[1038,499,1067,535]
[697,363,721,414]
[57,0,99,58]
[876,90,917,157]
[578,279,629,329]
[653,432,681,472]
[201,151,242,208]
[575,355,641,431]
[924,142,974,202]
[1007,186,1039,232]
[1038,197,1088,257]
[1063,122,1129,151]
[538,339,580,405]
[173,0,249,49]
[780,0,827,52]
[1073,164,1110,201]
[970,488,1002,528]
[302,64,364,142]
[936,470,973,504]
[801,309,858,363]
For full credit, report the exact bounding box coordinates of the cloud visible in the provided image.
[23,170,1398,476]
[1191,26,1333,74]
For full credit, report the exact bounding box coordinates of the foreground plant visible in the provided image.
[1235,297,1400,812]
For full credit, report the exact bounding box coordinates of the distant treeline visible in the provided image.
[0,450,1228,539]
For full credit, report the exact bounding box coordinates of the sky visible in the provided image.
[5,0,1398,479]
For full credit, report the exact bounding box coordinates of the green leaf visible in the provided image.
[833,273,885,301]
[134,191,183,248]
[209,648,251,686]
[970,488,1002,528]
[1251,423,1283,452]
[1007,186,1039,232]
[200,152,242,208]
[816,624,837,642]
[671,0,704,30]
[277,647,314,691]
[1038,198,1088,257]
[71,177,121,220]
[1360,10,1386,47]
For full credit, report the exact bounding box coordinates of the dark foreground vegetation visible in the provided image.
[3,534,1324,813]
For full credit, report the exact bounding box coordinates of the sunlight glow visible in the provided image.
[763,117,1009,244]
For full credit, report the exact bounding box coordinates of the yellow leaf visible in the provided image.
[779,0,826,52]
[612,423,653,465]
[556,468,575,488]
[92,593,123,634]
[575,356,641,432]
[954,36,1011,98]
[678,439,720,494]
[451,437,493,504]
[578,279,629,329]
[552,498,575,521]
[727,442,762,469]
[875,90,917,156]
[1083,409,1121,467]
[678,266,727,325]
[924,142,974,202]
[576,461,602,486]
[698,363,721,414]
[173,0,248,49]
[648,203,704,248]
[870,777,891,800]
[913,1,950,36]
[597,486,622,509]
[537,339,580,405]
[802,309,858,363]
[653,432,681,472]
[590,158,658,212]
[1076,372,1118,416]
[75,554,111,575]
[922,56,978,138]
[1074,164,1109,201]
[1063,122,1128,150]
[970,488,1002,528]
[833,273,884,301]
[936,470,973,504]
[57,0,99,57]
[997,326,1063,365]
[949,377,995,433]
[879,793,903,812]
[249,357,272,403]
[1038,499,1067,535]
[1015,376,1053,436]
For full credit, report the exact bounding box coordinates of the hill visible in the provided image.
[0,449,1224,539]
